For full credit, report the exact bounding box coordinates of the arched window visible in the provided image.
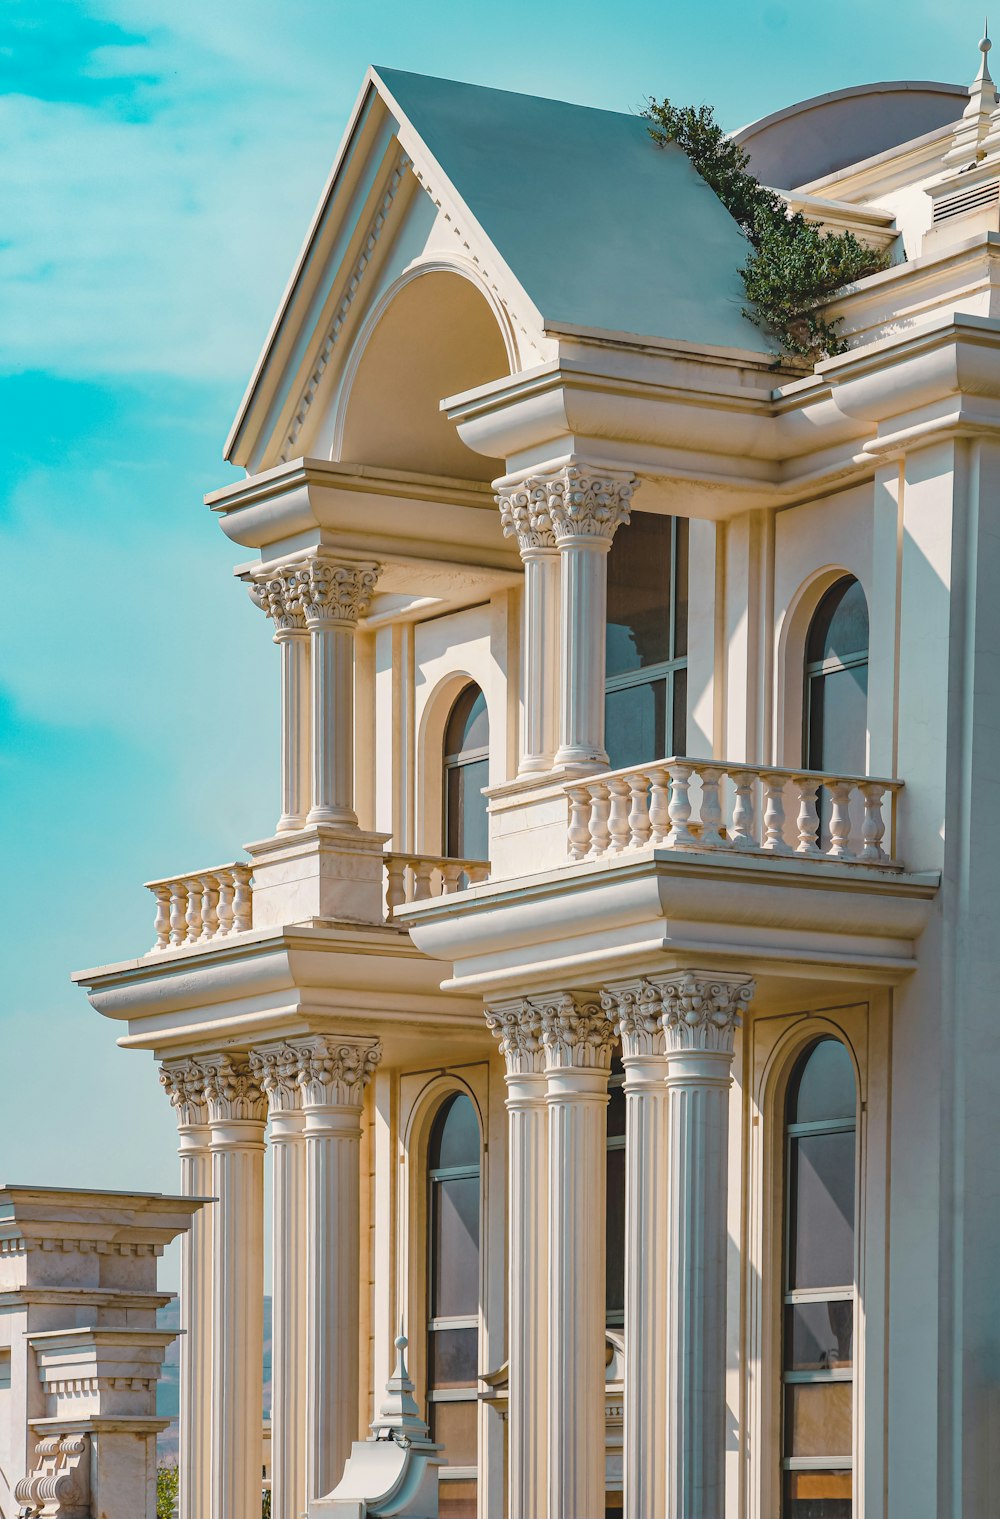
[804,576,869,777]
[605,513,689,771]
[443,685,490,860]
[606,1053,626,1329]
[427,1092,481,1519]
[781,1038,857,1518]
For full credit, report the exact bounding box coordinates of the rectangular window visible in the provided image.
[605,514,689,771]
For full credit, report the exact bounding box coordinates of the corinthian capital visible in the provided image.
[657,972,755,1056]
[292,1035,382,1108]
[532,463,636,544]
[301,557,381,626]
[485,998,546,1074]
[248,1043,303,1113]
[200,1056,268,1123]
[247,565,308,634]
[538,993,617,1071]
[600,979,666,1059]
[495,477,557,553]
[159,1059,210,1126]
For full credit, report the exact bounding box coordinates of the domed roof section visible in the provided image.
[734,80,966,189]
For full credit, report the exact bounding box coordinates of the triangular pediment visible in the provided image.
[226,66,770,475]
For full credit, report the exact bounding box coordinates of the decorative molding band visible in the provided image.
[280,153,413,463]
[484,998,546,1075]
[599,979,666,1059]
[657,971,755,1055]
[2,1236,164,1258]
[537,992,618,1071]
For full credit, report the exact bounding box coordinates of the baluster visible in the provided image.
[792,777,821,855]
[588,783,612,859]
[648,766,671,846]
[665,763,696,847]
[697,766,725,848]
[729,770,757,848]
[385,858,406,913]
[184,881,202,945]
[150,887,170,953]
[216,873,235,936]
[607,778,632,854]
[467,864,490,885]
[761,774,793,853]
[413,861,434,901]
[567,786,592,861]
[627,773,652,848]
[826,782,854,859]
[200,874,219,940]
[859,783,888,863]
[232,866,253,933]
[440,863,463,895]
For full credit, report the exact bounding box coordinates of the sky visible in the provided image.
[0,0,986,1284]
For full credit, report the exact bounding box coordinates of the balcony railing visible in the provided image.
[146,864,253,952]
[384,852,490,916]
[565,759,903,868]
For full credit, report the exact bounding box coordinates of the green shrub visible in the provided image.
[644,99,892,361]
[156,1465,179,1519]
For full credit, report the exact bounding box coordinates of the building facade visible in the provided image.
[74,36,1000,1519]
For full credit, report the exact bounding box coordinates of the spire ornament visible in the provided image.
[944,23,1000,165]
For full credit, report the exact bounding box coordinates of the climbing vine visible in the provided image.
[644,99,892,361]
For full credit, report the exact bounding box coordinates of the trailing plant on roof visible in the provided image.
[644,99,892,362]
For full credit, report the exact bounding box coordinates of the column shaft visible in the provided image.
[507,1075,549,1517]
[277,630,311,830]
[521,548,561,773]
[305,1108,362,1498]
[555,538,612,770]
[308,623,356,826]
[270,1112,307,1519]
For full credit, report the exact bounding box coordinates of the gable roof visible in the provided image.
[372,67,769,354]
[226,66,771,468]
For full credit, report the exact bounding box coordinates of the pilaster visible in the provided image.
[485,998,549,1519]
[539,992,617,1519]
[600,980,670,1519]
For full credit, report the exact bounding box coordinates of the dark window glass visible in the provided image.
[805,576,869,779]
[443,685,489,860]
[806,577,869,665]
[605,1145,626,1318]
[604,514,689,769]
[428,1092,481,1500]
[781,1039,857,1516]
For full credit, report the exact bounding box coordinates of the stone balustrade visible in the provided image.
[383,852,489,915]
[565,759,903,867]
[146,864,253,951]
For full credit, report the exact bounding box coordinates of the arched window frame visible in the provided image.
[442,683,490,862]
[743,1004,889,1519]
[803,575,870,776]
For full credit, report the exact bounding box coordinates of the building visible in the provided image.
[72,32,1000,1519]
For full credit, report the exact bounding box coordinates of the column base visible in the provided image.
[552,746,610,774]
[246,825,392,928]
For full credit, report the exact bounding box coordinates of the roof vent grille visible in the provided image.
[933,179,1000,222]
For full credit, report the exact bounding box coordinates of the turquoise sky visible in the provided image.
[0,1,985,1280]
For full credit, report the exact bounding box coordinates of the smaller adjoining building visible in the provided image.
[0,1186,203,1519]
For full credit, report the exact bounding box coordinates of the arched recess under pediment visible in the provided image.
[333,262,514,480]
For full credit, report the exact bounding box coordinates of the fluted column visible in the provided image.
[486,999,549,1519]
[248,567,311,831]
[543,464,636,772]
[539,993,617,1519]
[496,477,561,774]
[301,558,381,827]
[250,1045,308,1519]
[202,1057,268,1519]
[160,1061,214,1519]
[294,1035,382,1502]
[600,981,670,1519]
[659,972,754,1519]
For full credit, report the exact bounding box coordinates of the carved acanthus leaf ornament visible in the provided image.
[657,973,756,1055]
[538,993,617,1070]
[485,999,546,1074]
[600,979,666,1058]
